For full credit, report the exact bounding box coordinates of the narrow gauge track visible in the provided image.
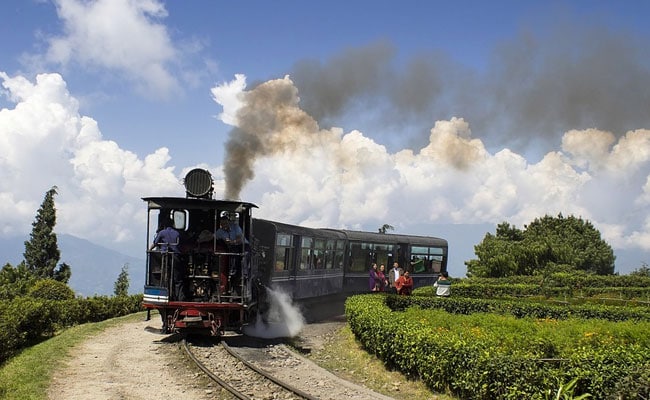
[183,337,318,400]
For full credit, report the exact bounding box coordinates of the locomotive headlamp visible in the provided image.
[184,168,213,199]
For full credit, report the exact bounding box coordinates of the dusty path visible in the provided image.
[46,314,390,400]
[47,317,215,400]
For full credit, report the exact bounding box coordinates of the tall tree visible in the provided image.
[114,264,130,297]
[378,224,394,234]
[54,262,72,283]
[23,186,62,280]
[466,214,615,277]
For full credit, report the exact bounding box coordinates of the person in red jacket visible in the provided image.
[395,270,413,295]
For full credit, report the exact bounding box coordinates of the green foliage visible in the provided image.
[630,263,650,277]
[0,294,143,365]
[395,291,650,322]
[0,297,59,363]
[461,272,650,288]
[113,264,130,297]
[53,262,72,283]
[467,214,615,278]
[0,263,37,300]
[23,186,69,281]
[28,279,75,301]
[551,377,592,399]
[346,294,649,399]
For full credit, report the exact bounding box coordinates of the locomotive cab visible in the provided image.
[142,169,260,336]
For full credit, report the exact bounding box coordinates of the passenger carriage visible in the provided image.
[142,168,449,335]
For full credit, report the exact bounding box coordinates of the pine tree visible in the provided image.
[114,264,130,297]
[54,262,72,283]
[23,186,61,279]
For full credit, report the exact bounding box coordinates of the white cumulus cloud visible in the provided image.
[0,71,182,255]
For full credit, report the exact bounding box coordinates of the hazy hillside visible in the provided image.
[0,234,144,296]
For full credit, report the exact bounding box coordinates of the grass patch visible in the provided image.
[308,324,456,400]
[0,312,148,400]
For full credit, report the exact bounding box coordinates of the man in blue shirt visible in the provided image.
[215,216,244,245]
[216,215,248,296]
[151,219,185,301]
[152,222,180,253]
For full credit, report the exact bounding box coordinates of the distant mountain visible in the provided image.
[0,234,144,296]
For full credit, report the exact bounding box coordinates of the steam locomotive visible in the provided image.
[142,169,448,336]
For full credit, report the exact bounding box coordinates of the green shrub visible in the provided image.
[0,294,143,365]
[27,279,75,301]
[345,294,650,399]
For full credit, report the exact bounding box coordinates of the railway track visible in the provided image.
[183,336,318,400]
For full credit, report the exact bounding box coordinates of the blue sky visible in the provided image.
[2,0,650,276]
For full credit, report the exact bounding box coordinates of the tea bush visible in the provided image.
[346,294,650,399]
[0,294,143,365]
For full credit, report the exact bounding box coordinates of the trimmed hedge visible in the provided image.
[464,273,650,288]
[439,282,650,301]
[346,294,650,399]
[0,295,143,364]
[396,291,650,322]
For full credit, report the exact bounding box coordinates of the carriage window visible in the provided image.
[313,239,326,269]
[336,240,346,269]
[348,241,373,272]
[410,245,445,274]
[324,240,335,269]
[300,237,313,270]
[275,234,293,271]
[373,243,390,271]
[276,234,292,246]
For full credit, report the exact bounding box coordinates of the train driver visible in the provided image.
[215,215,245,245]
[215,215,249,295]
[150,218,186,301]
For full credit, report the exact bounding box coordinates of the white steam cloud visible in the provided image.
[211,74,650,259]
[0,71,183,250]
[243,287,305,339]
[3,69,650,276]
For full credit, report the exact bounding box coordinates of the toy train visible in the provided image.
[142,168,448,336]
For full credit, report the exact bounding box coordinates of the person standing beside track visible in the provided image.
[377,264,388,292]
[433,271,451,297]
[369,263,380,292]
[395,270,413,295]
[387,262,404,294]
